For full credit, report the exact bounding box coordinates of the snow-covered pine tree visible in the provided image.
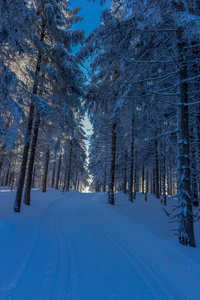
[0,0,36,179]
[23,40,85,205]
[117,0,200,246]
[13,0,85,211]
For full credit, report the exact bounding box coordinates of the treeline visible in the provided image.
[0,0,88,210]
[79,0,200,247]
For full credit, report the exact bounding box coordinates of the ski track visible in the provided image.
[1,194,68,300]
[2,191,196,299]
[51,199,71,300]
[85,199,113,299]
[9,195,70,300]
[54,200,77,300]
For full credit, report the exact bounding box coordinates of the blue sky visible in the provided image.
[70,0,111,35]
[70,1,111,140]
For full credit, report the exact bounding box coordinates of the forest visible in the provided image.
[1,0,200,248]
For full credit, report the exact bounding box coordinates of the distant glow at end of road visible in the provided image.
[82,186,90,193]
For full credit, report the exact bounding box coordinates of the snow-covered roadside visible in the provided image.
[0,188,66,299]
[91,192,200,299]
[0,188,200,299]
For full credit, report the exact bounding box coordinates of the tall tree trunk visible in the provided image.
[5,164,10,186]
[1,167,5,186]
[142,164,145,194]
[0,120,11,178]
[128,115,134,202]
[159,159,162,200]
[124,152,127,194]
[55,154,62,190]
[13,20,45,212]
[155,138,160,199]
[104,171,107,192]
[23,111,40,205]
[195,105,200,197]
[9,170,13,186]
[153,167,155,195]
[13,103,35,211]
[0,144,6,178]
[42,146,50,193]
[66,140,73,192]
[133,151,137,199]
[11,172,15,191]
[62,164,68,192]
[169,159,173,195]
[145,170,149,201]
[51,160,56,188]
[163,153,167,206]
[196,104,200,185]
[108,122,116,205]
[77,179,80,191]
[190,126,198,206]
[74,174,78,191]
[176,4,196,246]
[32,166,35,188]
[167,164,170,196]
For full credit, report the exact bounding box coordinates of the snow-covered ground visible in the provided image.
[0,188,200,300]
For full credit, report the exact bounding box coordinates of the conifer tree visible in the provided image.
[14,0,85,211]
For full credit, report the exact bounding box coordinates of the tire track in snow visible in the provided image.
[88,195,174,300]
[51,198,77,300]
[55,193,113,300]
[78,198,111,299]
[8,194,69,300]
[50,199,71,300]
[60,207,77,300]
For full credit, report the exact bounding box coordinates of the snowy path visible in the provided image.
[1,190,200,299]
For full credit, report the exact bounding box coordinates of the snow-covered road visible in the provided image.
[1,190,200,299]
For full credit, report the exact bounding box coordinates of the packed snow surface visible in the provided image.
[0,188,200,299]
